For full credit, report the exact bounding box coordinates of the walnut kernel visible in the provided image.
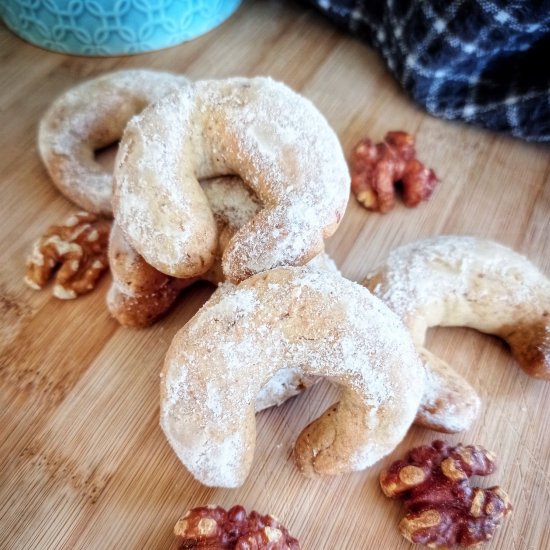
[25,211,111,299]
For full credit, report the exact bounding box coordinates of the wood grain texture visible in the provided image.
[1,1,549,549]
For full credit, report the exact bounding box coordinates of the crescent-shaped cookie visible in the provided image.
[160,267,424,487]
[113,76,350,281]
[363,235,550,432]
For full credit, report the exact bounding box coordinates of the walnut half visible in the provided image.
[380,440,512,548]
[350,131,439,213]
[174,505,300,549]
[24,211,111,299]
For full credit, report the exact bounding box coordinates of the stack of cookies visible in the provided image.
[31,70,550,493]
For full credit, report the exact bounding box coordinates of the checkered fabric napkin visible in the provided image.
[303,0,550,142]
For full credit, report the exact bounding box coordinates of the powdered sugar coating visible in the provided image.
[160,267,424,487]
[202,177,261,230]
[113,76,350,281]
[38,69,190,215]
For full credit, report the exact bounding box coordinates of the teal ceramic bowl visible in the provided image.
[0,0,241,56]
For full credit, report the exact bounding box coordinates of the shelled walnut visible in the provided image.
[380,440,512,548]
[350,131,439,213]
[24,211,111,299]
[174,505,300,549]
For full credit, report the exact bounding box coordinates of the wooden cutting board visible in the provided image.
[1,1,549,548]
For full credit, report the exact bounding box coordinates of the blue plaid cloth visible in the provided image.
[303,0,550,142]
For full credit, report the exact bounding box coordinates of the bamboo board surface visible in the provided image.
[1,1,549,549]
